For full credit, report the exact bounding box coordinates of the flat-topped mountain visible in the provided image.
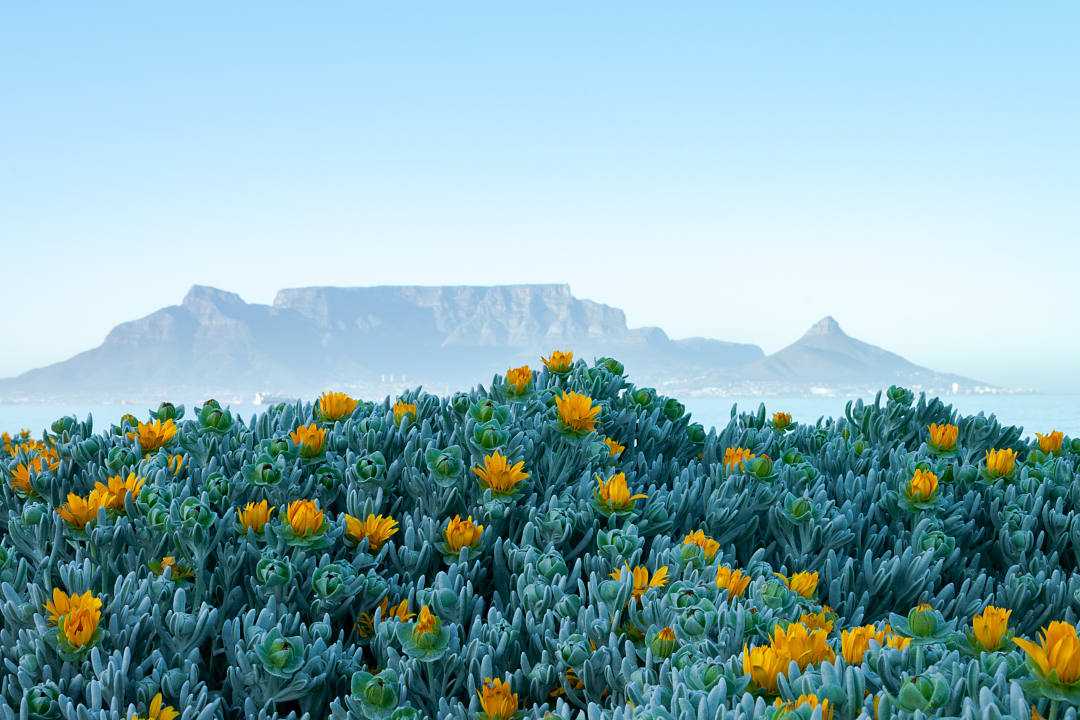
[0,285,988,402]
[0,284,765,401]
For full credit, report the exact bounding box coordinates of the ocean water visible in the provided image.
[1,394,1077,438]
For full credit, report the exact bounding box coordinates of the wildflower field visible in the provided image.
[3,353,1080,720]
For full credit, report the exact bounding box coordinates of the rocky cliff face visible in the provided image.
[0,284,764,400]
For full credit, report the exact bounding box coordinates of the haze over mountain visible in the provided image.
[0,284,989,402]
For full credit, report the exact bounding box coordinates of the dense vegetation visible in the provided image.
[2,353,1079,719]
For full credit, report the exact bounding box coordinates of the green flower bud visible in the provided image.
[255,628,304,677]
[596,357,625,375]
[256,555,294,587]
[662,398,685,421]
[559,634,590,665]
[649,627,678,658]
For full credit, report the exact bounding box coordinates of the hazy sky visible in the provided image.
[1,4,1077,391]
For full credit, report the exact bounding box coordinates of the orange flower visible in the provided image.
[89,472,144,511]
[128,419,177,453]
[1014,621,1080,684]
[343,513,399,550]
[317,391,359,422]
[44,588,102,625]
[444,515,484,552]
[541,350,574,373]
[472,451,529,495]
[555,391,600,434]
[392,400,417,426]
[1036,430,1064,455]
[595,472,647,513]
[985,448,1018,478]
[610,565,668,601]
[603,437,626,456]
[57,492,102,530]
[716,566,751,598]
[505,365,533,394]
[776,571,819,598]
[682,529,720,561]
[724,447,756,470]
[289,423,327,457]
[928,423,958,451]
[285,499,325,537]
[238,500,274,533]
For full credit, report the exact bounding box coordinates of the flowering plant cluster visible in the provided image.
[2,357,1080,719]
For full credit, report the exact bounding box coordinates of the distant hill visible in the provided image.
[737,316,976,385]
[0,284,766,401]
[0,284,990,402]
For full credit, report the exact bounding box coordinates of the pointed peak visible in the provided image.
[803,316,845,338]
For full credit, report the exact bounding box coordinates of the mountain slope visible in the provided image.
[734,316,981,387]
[0,284,765,400]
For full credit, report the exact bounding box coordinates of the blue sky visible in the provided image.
[1,3,1077,390]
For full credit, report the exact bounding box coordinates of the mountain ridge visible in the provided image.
[0,284,988,401]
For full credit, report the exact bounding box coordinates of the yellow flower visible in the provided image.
[928,423,959,451]
[742,643,785,693]
[444,515,484,552]
[472,451,529,495]
[289,423,327,456]
[1037,430,1064,455]
[238,500,274,533]
[555,391,600,434]
[603,437,626,456]
[392,400,417,426]
[973,605,1011,651]
[505,365,533,394]
[57,492,102,530]
[907,469,939,502]
[541,350,574,374]
[772,411,793,430]
[724,447,756,470]
[682,530,720,561]
[1014,621,1080,685]
[317,391,359,422]
[285,499,325,537]
[610,565,669,601]
[799,609,834,635]
[379,597,414,623]
[355,597,414,639]
[343,513,399,550]
[167,453,185,476]
[44,588,102,625]
[90,472,145,511]
[8,459,38,495]
[885,627,911,650]
[715,566,752,598]
[152,556,194,582]
[128,419,177,453]
[131,692,179,720]
[771,622,835,669]
[841,624,885,664]
[774,694,833,720]
[776,571,819,598]
[412,604,440,643]
[985,448,1018,478]
[595,472,647,514]
[58,602,101,648]
[478,677,519,720]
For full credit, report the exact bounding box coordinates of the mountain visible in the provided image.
[0,285,989,402]
[0,284,765,401]
[690,315,984,393]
